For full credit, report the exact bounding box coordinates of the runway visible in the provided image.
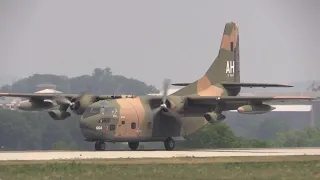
[1,148,320,161]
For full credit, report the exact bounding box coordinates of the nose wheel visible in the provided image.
[94,141,105,151]
[164,137,175,151]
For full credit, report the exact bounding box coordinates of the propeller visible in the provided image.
[152,78,183,123]
[53,87,94,114]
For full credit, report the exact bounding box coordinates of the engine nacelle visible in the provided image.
[203,112,226,123]
[237,104,275,114]
[70,94,97,115]
[162,96,187,114]
[17,100,54,111]
[48,110,71,120]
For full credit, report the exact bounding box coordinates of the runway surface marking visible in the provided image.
[0,148,319,161]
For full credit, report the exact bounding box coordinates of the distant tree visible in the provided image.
[182,123,239,148]
[225,115,263,139]
[271,127,320,147]
[52,141,70,150]
[256,118,290,140]
[179,122,271,149]
[0,67,159,95]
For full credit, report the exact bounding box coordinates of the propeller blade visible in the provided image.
[162,78,171,103]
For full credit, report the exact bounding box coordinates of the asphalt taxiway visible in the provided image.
[0,148,320,161]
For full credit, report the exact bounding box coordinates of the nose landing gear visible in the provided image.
[95,141,105,151]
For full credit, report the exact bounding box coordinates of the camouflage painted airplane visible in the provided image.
[0,22,314,151]
[69,22,314,151]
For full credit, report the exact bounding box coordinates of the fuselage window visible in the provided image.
[99,118,111,123]
[109,124,115,131]
[131,122,136,129]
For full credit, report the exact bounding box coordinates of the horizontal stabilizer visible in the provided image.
[171,83,190,86]
[221,82,293,88]
[172,82,293,88]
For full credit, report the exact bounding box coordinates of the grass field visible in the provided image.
[1,156,320,180]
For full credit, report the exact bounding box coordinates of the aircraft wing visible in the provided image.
[0,92,130,101]
[185,96,314,106]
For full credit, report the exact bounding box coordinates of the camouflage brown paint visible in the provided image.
[113,98,139,138]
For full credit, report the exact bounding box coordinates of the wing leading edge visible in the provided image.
[0,92,134,100]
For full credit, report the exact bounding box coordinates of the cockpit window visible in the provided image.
[82,106,118,119]
[100,107,105,115]
[82,107,101,119]
[105,107,118,117]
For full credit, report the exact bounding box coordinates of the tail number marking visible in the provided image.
[226,60,235,77]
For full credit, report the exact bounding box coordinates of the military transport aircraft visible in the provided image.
[0,22,314,151]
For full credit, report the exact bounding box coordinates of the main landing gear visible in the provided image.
[94,138,175,151]
[127,138,175,151]
[128,142,139,150]
[164,137,175,151]
[95,141,105,151]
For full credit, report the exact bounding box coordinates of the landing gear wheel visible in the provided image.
[164,137,175,151]
[95,141,105,151]
[128,142,139,150]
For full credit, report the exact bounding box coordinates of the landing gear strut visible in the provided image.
[95,141,105,151]
[164,137,175,151]
[128,142,139,150]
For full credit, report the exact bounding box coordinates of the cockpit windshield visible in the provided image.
[82,107,101,119]
[82,105,118,119]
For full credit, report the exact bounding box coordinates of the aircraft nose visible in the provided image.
[79,115,102,140]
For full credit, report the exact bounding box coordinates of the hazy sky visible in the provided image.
[0,0,319,89]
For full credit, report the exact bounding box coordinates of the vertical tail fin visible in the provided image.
[172,22,240,96]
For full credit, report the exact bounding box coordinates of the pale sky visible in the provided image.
[0,0,319,89]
